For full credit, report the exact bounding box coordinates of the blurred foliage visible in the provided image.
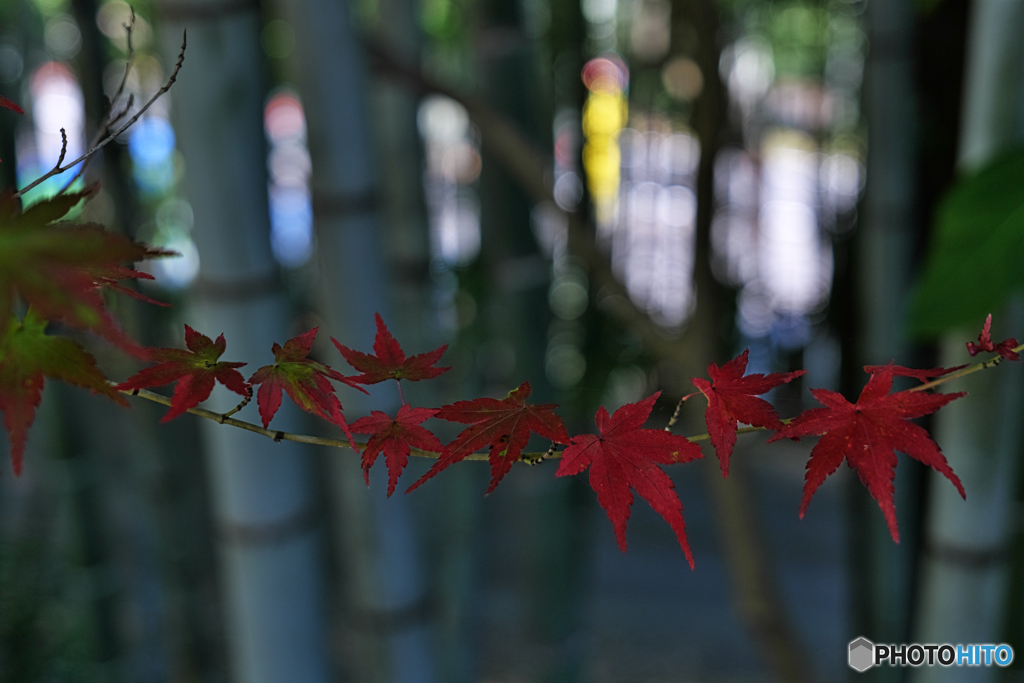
[420,0,472,44]
[0,538,101,683]
[909,148,1024,336]
[759,3,830,77]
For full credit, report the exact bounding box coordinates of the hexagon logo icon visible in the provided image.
[849,637,874,672]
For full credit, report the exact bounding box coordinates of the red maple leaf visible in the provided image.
[333,313,449,385]
[0,188,173,355]
[407,382,570,495]
[555,392,703,567]
[1,309,127,475]
[350,404,448,497]
[85,264,170,307]
[115,325,248,422]
[249,328,366,445]
[862,363,966,382]
[966,314,1020,361]
[691,349,805,476]
[768,363,966,542]
[0,96,22,115]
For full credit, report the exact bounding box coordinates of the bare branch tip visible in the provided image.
[56,128,67,167]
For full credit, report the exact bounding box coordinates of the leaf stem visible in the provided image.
[219,386,253,422]
[665,392,698,432]
[396,379,406,406]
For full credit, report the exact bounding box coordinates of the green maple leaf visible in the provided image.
[0,309,127,475]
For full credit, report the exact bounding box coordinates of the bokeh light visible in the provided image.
[612,126,700,329]
[582,56,628,226]
[18,61,84,199]
[264,90,314,268]
[95,0,152,50]
[419,94,482,267]
[44,14,80,59]
[128,115,176,195]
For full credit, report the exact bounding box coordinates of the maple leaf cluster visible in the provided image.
[99,312,996,568]
[0,184,1002,566]
[0,190,174,473]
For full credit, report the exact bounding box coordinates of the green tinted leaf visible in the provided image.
[18,186,96,227]
[0,191,172,354]
[909,149,1024,337]
[0,310,127,475]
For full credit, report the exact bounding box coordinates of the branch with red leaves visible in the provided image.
[76,313,1015,566]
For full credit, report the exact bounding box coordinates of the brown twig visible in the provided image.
[15,29,186,199]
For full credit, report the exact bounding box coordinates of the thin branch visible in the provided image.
[109,9,138,120]
[219,387,253,422]
[522,442,559,465]
[120,386,504,461]
[55,128,67,168]
[119,382,784,459]
[57,11,138,196]
[124,7,136,56]
[909,342,1024,392]
[665,392,698,432]
[57,94,134,195]
[109,93,135,129]
[15,30,186,199]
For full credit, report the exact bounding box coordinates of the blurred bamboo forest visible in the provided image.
[3,0,1024,681]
